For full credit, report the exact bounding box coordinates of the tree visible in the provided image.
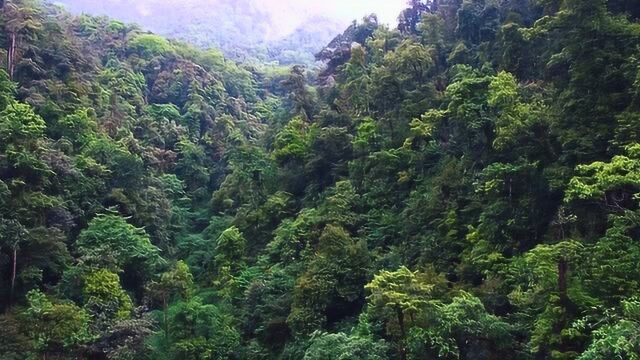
[578,297,640,359]
[151,296,240,360]
[0,101,55,307]
[288,225,369,335]
[303,332,388,360]
[506,241,590,358]
[565,144,640,212]
[76,213,161,272]
[272,116,312,166]
[2,0,43,79]
[127,33,174,59]
[0,219,27,306]
[398,0,430,34]
[148,260,194,339]
[281,65,316,121]
[405,292,512,359]
[83,268,134,323]
[20,289,91,358]
[212,226,247,299]
[338,44,371,116]
[523,0,640,164]
[365,266,439,359]
[0,69,14,108]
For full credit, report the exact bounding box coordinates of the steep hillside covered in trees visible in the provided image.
[1,0,640,359]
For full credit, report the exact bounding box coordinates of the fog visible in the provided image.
[54,0,408,39]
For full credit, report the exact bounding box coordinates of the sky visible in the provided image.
[259,0,408,26]
[257,0,408,38]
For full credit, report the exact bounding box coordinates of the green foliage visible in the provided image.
[288,224,369,335]
[20,289,91,357]
[128,33,175,58]
[303,332,388,360]
[54,108,98,146]
[0,101,46,144]
[272,116,312,165]
[406,292,512,359]
[148,260,194,304]
[578,298,640,359]
[566,144,640,205]
[76,213,161,271]
[0,69,16,109]
[83,269,133,320]
[2,1,640,359]
[151,296,240,360]
[366,266,435,318]
[215,226,246,269]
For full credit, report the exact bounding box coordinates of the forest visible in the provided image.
[1,0,640,359]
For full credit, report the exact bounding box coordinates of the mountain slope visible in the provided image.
[2,0,640,359]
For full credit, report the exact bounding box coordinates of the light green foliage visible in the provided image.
[445,65,492,121]
[584,211,640,302]
[83,269,133,320]
[383,40,434,83]
[366,266,435,321]
[213,226,247,298]
[0,101,46,146]
[175,137,210,194]
[215,226,246,269]
[55,108,99,146]
[264,208,318,268]
[317,180,361,227]
[128,33,175,58]
[0,69,16,109]
[98,61,147,126]
[272,116,312,164]
[488,71,547,150]
[82,136,145,189]
[353,117,379,153]
[338,44,371,116]
[508,241,584,303]
[406,292,512,359]
[507,241,592,356]
[566,144,640,203]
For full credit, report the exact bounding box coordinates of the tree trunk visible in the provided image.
[8,31,16,80]
[163,295,169,339]
[9,247,17,304]
[558,258,568,306]
[396,305,406,360]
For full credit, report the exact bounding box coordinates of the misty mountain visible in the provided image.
[50,0,352,64]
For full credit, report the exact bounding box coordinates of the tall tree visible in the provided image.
[2,0,42,80]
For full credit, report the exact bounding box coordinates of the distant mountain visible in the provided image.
[50,0,350,65]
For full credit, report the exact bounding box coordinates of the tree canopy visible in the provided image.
[1,0,640,359]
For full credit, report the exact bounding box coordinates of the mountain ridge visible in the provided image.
[50,0,368,64]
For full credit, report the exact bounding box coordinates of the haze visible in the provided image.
[55,0,408,39]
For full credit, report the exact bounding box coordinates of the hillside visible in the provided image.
[2,0,640,359]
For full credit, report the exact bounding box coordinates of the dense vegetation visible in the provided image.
[1,0,640,359]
